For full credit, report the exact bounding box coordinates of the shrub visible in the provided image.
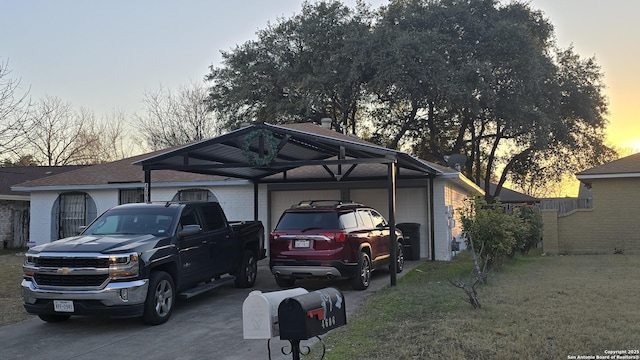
[515,204,542,254]
[459,197,527,269]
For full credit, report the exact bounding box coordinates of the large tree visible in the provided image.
[204,0,616,198]
[206,0,375,132]
[24,96,101,165]
[23,96,131,165]
[369,0,615,200]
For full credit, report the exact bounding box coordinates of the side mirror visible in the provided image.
[178,224,202,237]
[77,226,87,235]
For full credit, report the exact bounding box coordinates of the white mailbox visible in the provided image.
[242,288,308,339]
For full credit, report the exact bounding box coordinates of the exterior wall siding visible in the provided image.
[29,192,60,245]
[432,180,469,261]
[27,184,270,247]
[350,187,429,258]
[544,178,640,254]
[25,178,474,261]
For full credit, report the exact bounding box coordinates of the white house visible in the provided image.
[12,122,482,261]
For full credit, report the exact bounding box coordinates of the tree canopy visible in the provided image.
[205,0,616,198]
[206,1,375,133]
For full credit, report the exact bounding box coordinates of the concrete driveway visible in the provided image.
[0,259,419,360]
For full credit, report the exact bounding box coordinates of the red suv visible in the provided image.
[269,200,404,290]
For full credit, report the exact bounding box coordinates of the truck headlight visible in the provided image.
[109,253,139,279]
[23,255,36,277]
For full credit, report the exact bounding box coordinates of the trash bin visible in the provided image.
[397,223,421,260]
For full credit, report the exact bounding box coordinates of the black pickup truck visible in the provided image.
[21,201,265,325]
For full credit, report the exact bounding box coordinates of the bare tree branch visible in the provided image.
[134,81,223,151]
[0,59,32,160]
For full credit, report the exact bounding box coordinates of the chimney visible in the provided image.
[320,118,332,129]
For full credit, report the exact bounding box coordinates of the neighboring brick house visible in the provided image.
[542,152,640,254]
[0,166,84,248]
[12,123,483,261]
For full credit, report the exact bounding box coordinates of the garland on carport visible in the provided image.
[241,129,278,167]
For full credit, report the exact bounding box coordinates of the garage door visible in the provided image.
[350,188,428,258]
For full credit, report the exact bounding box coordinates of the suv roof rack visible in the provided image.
[292,200,363,209]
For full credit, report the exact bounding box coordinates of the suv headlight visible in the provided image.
[109,253,140,279]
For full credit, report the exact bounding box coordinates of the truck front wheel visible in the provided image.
[142,271,175,325]
[234,249,257,288]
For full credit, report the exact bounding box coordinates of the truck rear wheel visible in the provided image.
[142,271,174,325]
[38,314,71,322]
[234,249,257,288]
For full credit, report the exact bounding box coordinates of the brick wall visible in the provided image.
[0,200,11,246]
[0,200,29,248]
[543,178,640,254]
[541,209,559,254]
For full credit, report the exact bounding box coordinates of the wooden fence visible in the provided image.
[539,198,592,215]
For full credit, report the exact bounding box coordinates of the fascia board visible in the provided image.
[576,173,640,180]
[11,179,252,193]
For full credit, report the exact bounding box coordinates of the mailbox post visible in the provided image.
[278,287,346,360]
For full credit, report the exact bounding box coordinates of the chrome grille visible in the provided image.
[34,274,109,287]
[34,257,110,268]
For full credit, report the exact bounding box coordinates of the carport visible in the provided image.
[133,122,442,285]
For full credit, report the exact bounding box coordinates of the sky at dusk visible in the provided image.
[2,0,639,154]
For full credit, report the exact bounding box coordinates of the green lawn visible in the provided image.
[317,250,640,359]
[0,250,32,326]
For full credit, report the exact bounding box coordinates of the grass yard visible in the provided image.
[318,250,640,359]
[0,249,33,327]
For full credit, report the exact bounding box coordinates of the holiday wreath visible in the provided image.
[241,129,279,167]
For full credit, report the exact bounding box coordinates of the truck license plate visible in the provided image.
[53,300,74,313]
[294,239,310,248]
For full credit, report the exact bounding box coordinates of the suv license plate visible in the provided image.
[294,239,310,248]
[53,300,74,313]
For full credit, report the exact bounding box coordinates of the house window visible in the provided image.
[171,189,218,202]
[53,192,97,240]
[119,189,144,204]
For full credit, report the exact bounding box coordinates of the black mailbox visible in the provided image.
[278,287,346,341]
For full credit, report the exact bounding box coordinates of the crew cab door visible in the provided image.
[200,203,235,275]
[177,206,213,286]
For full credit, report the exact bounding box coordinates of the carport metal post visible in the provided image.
[388,160,397,286]
[253,181,259,221]
[144,170,151,203]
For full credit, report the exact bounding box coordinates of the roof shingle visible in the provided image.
[576,152,640,178]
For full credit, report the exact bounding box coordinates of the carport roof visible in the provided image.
[133,123,445,181]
